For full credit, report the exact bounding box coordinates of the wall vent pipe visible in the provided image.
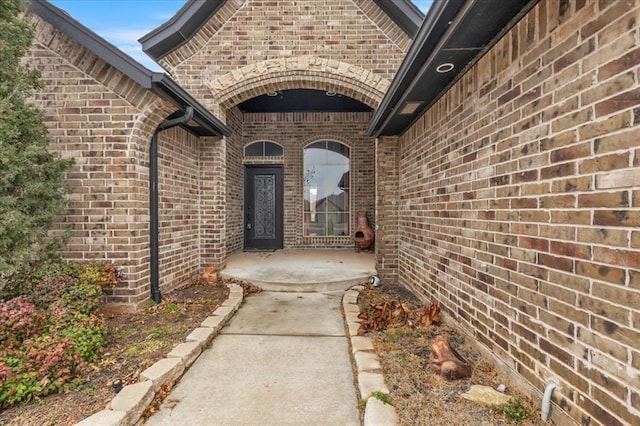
[541,380,557,422]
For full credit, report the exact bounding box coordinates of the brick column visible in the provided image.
[200,135,227,270]
[375,136,399,283]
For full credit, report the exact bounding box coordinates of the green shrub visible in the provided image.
[0,296,44,345]
[0,260,117,407]
[59,280,104,315]
[57,314,107,362]
[23,262,79,308]
[0,334,84,407]
[492,398,534,424]
[0,366,41,408]
[23,261,104,315]
[78,262,122,289]
[0,0,73,294]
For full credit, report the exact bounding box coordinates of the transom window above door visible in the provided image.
[303,140,350,237]
[244,141,283,157]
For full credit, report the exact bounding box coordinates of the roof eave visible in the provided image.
[373,0,425,37]
[139,0,226,60]
[367,0,539,138]
[28,0,230,138]
[151,74,232,137]
[367,0,463,137]
[141,0,426,60]
[28,0,154,88]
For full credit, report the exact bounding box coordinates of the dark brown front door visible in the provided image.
[244,165,284,250]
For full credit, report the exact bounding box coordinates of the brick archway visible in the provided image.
[209,56,390,111]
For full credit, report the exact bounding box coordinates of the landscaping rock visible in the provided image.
[140,358,185,392]
[344,309,361,324]
[358,372,390,400]
[212,305,235,317]
[364,397,398,426]
[343,303,360,314]
[109,381,154,426]
[343,290,359,305]
[186,327,217,345]
[74,409,125,426]
[167,341,202,368]
[201,315,225,332]
[347,319,360,336]
[354,351,381,372]
[351,335,374,353]
[461,385,513,407]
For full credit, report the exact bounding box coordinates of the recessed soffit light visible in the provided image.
[399,101,424,115]
[436,63,455,73]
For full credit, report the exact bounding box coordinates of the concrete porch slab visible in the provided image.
[220,248,376,292]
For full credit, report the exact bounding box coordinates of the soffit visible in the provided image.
[368,0,540,137]
[237,89,372,113]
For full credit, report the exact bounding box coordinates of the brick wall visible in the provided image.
[227,111,375,250]
[393,1,640,424]
[26,14,209,308]
[225,107,245,254]
[153,0,405,256]
[157,127,201,292]
[159,0,409,96]
[161,0,410,73]
[199,134,227,269]
[375,136,400,281]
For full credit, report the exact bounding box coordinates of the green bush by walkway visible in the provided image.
[0,261,119,407]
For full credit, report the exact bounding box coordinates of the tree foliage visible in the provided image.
[0,0,72,291]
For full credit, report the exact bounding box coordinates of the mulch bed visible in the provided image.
[357,284,544,425]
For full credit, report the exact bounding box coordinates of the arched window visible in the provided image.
[303,141,350,236]
[244,141,283,157]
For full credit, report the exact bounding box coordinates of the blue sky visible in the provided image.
[49,0,433,70]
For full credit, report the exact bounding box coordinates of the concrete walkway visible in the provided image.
[146,291,360,425]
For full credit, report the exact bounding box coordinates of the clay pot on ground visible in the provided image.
[353,211,374,249]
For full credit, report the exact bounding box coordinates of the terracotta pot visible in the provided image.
[353,211,374,249]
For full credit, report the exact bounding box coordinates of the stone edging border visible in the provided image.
[343,285,399,425]
[75,284,244,426]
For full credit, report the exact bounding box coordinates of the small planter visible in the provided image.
[353,211,374,250]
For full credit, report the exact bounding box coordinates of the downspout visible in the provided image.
[149,106,194,304]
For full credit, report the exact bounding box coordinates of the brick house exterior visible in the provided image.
[25,0,640,424]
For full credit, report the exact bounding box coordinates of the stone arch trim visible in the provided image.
[244,139,283,149]
[209,56,391,111]
[243,140,284,158]
[301,134,354,149]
